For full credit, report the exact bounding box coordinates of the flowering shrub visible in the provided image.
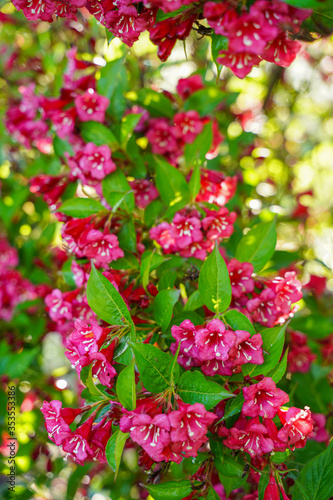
[1,3,333,499]
[9,0,333,77]
[1,35,333,500]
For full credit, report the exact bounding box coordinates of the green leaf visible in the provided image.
[292,480,313,500]
[117,218,137,253]
[185,122,213,167]
[214,454,245,478]
[211,34,228,76]
[80,121,118,148]
[102,170,135,213]
[153,289,180,331]
[221,392,244,422]
[177,370,233,410]
[0,346,39,378]
[271,449,291,464]
[184,87,227,116]
[290,314,333,339]
[66,463,92,500]
[130,343,179,393]
[266,348,288,383]
[207,486,221,500]
[140,251,166,291]
[242,325,286,377]
[105,430,129,478]
[198,242,231,313]
[120,113,142,147]
[224,310,255,336]
[126,88,174,118]
[97,57,125,100]
[258,472,270,500]
[292,440,333,500]
[236,220,277,273]
[144,199,164,227]
[116,360,136,411]
[53,136,74,158]
[80,365,105,398]
[86,264,134,337]
[184,290,204,311]
[155,157,190,211]
[143,480,197,500]
[58,198,105,218]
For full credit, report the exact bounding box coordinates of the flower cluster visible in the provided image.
[171,318,264,375]
[120,398,216,463]
[0,236,37,321]
[11,0,313,76]
[150,207,237,260]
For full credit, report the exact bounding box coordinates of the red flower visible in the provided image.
[263,473,280,500]
[173,111,203,144]
[195,319,236,362]
[242,377,289,419]
[277,406,313,449]
[229,330,264,366]
[224,416,274,458]
[74,89,110,123]
[228,259,254,299]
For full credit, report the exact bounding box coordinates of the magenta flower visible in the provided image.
[169,401,217,442]
[41,400,80,446]
[309,413,329,443]
[128,413,171,458]
[196,169,237,207]
[217,51,261,79]
[62,417,94,465]
[195,319,236,362]
[77,142,116,181]
[176,75,204,100]
[179,240,212,261]
[105,3,155,47]
[227,14,278,55]
[262,34,302,68]
[89,417,113,463]
[269,271,302,314]
[263,473,280,500]
[75,89,109,123]
[149,222,178,254]
[171,320,200,358]
[0,237,19,270]
[144,0,192,14]
[129,179,159,209]
[202,207,237,240]
[227,259,254,299]
[173,111,203,144]
[45,289,73,322]
[83,230,124,267]
[277,406,313,449]
[242,377,289,419]
[146,118,179,156]
[229,331,264,366]
[201,358,234,377]
[170,213,203,250]
[246,288,279,327]
[224,416,274,458]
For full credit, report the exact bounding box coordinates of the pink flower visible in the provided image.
[171,320,200,358]
[309,413,329,443]
[0,237,18,271]
[105,3,155,47]
[169,401,216,442]
[287,344,316,373]
[227,259,254,299]
[74,89,109,122]
[196,169,237,207]
[201,358,234,377]
[62,417,94,465]
[202,207,236,241]
[170,213,203,250]
[45,289,73,322]
[217,51,261,79]
[179,240,212,261]
[277,406,313,449]
[146,118,179,155]
[242,377,289,419]
[176,75,204,100]
[224,416,274,458]
[229,331,264,366]
[129,179,159,209]
[263,473,280,500]
[89,417,112,463]
[30,174,68,208]
[76,142,116,181]
[195,319,236,362]
[83,230,124,267]
[262,34,302,68]
[41,400,81,446]
[149,222,178,254]
[145,0,192,14]
[227,14,278,55]
[204,2,237,36]
[246,288,279,327]
[65,319,106,373]
[126,413,171,460]
[12,0,55,22]
[173,111,203,144]
[269,272,302,315]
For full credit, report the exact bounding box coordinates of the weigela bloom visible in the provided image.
[246,288,279,327]
[129,179,159,209]
[277,406,313,449]
[201,357,234,377]
[196,169,237,207]
[202,207,237,240]
[41,400,81,446]
[74,89,110,123]
[45,289,73,322]
[263,473,280,500]
[0,237,18,270]
[229,330,264,366]
[30,175,69,208]
[217,51,261,79]
[104,2,155,47]
[309,413,329,443]
[169,401,216,442]
[176,75,204,100]
[67,142,116,183]
[146,118,179,155]
[173,111,203,144]
[83,230,124,267]
[242,377,289,419]
[89,417,113,462]
[227,259,254,299]
[227,14,278,55]
[62,416,94,465]
[149,222,178,254]
[169,212,203,250]
[269,271,302,315]
[195,319,236,362]
[171,319,201,359]
[224,416,274,457]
